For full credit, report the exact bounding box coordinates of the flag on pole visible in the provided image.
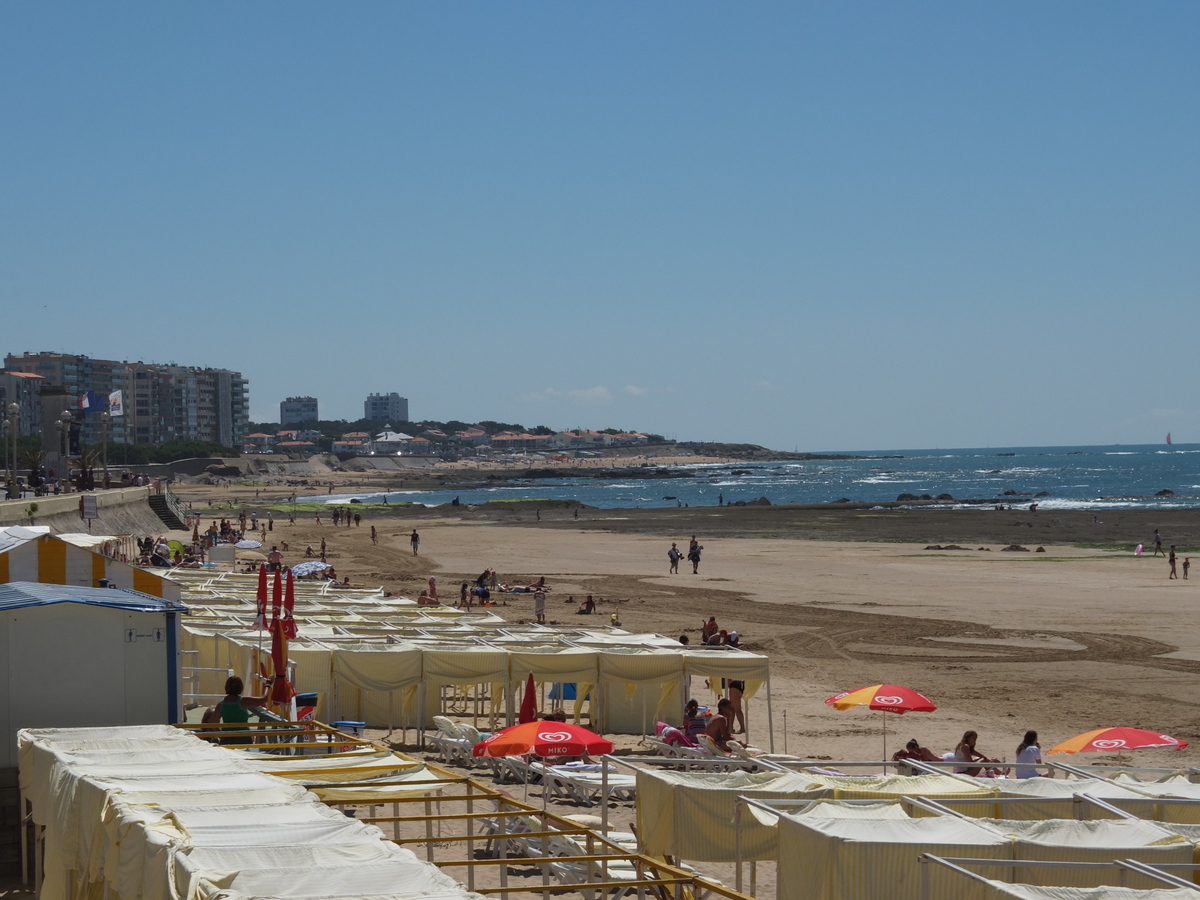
[108,390,123,416]
[79,391,104,412]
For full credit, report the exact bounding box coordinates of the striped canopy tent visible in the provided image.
[0,527,180,601]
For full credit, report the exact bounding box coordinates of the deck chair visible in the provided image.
[546,830,647,900]
[426,716,473,765]
[696,733,729,756]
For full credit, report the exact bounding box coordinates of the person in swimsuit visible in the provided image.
[216,675,273,745]
[705,698,734,751]
[953,730,1000,777]
[892,739,939,763]
[683,698,708,739]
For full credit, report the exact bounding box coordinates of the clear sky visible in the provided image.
[2,3,1196,451]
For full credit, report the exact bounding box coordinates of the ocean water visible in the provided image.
[313,444,1200,511]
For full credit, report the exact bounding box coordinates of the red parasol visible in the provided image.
[518,673,537,724]
[283,568,298,638]
[254,564,268,630]
[473,721,613,758]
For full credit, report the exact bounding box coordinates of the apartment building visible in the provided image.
[280,396,318,426]
[364,392,409,422]
[3,352,249,448]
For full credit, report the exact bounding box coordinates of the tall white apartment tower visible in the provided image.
[364,392,408,422]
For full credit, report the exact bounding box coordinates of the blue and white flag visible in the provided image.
[79,391,103,411]
[108,390,123,417]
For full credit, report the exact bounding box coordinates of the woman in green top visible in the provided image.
[219,675,273,744]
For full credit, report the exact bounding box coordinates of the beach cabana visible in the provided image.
[0,527,180,600]
[779,813,1012,900]
[0,583,188,767]
[18,725,472,900]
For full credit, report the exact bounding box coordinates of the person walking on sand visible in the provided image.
[1169,546,1178,579]
[410,530,419,555]
[1153,530,1164,556]
[687,536,702,574]
[668,542,682,574]
[370,525,378,546]
[1184,557,1191,580]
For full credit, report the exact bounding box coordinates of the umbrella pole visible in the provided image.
[882,711,887,771]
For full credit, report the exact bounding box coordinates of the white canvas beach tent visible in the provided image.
[774,810,1194,900]
[181,623,772,735]
[634,766,997,863]
[18,724,475,900]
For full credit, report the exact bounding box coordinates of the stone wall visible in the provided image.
[0,487,169,535]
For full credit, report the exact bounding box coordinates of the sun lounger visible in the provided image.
[531,762,637,807]
[424,716,476,766]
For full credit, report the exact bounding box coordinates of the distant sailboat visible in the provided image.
[1166,433,1172,446]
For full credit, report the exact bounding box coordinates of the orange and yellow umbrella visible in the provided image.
[825,684,937,762]
[1048,727,1187,756]
[825,684,937,714]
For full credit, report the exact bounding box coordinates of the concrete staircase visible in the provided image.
[148,493,187,531]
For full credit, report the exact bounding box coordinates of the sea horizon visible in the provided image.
[306,442,1200,512]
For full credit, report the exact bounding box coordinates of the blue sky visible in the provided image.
[2,3,1197,451]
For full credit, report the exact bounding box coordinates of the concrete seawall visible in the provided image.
[0,487,172,535]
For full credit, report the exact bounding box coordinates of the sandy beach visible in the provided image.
[174,483,1200,769]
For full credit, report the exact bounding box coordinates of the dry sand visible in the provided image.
[173,487,1200,769]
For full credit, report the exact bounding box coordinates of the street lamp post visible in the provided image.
[58,409,73,494]
[101,411,110,488]
[7,402,20,500]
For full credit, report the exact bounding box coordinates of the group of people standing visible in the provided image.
[668,535,704,574]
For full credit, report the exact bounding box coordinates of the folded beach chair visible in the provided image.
[425,716,474,766]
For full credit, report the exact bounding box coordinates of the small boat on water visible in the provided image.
[1166,432,1172,446]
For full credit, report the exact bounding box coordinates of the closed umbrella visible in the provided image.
[825,684,937,761]
[283,568,298,638]
[519,673,537,724]
[271,567,282,619]
[254,563,268,630]
[269,612,297,705]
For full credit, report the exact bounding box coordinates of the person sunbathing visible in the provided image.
[892,739,939,763]
[705,698,734,751]
[953,730,1003,777]
[577,595,596,615]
